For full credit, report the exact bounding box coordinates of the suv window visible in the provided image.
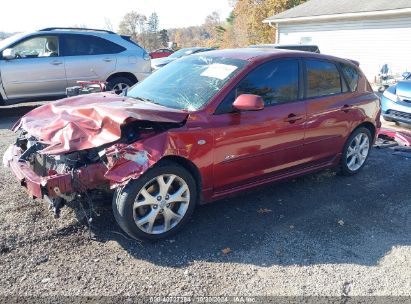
[62,34,125,56]
[216,59,300,113]
[9,36,59,58]
[340,63,359,92]
[305,60,342,98]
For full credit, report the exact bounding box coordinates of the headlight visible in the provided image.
[383,88,398,102]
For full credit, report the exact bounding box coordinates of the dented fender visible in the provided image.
[104,131,193,188]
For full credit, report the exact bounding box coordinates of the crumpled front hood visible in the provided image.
[13,93,188,155]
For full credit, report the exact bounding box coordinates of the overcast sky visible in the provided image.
[0,0,233,32]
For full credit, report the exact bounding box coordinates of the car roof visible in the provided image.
[250,44,319,48]
[1,29,143,51]
[196,48,355,65]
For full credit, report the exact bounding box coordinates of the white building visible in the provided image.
[264,0,411,82]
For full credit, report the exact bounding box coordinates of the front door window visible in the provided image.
[10,36,59,59]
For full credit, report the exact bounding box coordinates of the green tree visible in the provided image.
[159,29,169,47]
[147,12,161,50]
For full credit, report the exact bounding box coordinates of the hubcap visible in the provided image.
[346,133,370,171]
[133,174,190,235]
[112,83,129,94]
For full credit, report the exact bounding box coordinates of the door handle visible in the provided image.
[285,113,303,123]
[103,58,113,62]
[51,60,63,65]
[341,104,352,113]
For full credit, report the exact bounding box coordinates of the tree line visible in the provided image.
[117,0,307,51]
[0,1,306,48]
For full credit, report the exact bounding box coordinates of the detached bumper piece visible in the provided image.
[378,129,411,147]
[8,145,107,200]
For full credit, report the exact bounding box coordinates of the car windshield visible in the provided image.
[127,55,248,111]
[169,48,200,59]
[0,32,27,50]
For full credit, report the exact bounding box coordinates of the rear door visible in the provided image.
[211,59,307,193]
[0,35,67,99]
[303,59,358,164]
[61,34,122,86]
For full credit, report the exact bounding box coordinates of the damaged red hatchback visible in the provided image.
[4,49,381,240]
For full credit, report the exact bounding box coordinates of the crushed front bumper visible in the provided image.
[5,145,108,199]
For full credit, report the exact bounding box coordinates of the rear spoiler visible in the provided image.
[121,35,141,47]
[347,59,360,67]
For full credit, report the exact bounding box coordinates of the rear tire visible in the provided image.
[340,127,372,176]
[107,76,136,95]
[112,161,198,241]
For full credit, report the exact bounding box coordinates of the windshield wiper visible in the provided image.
[129,96,162,105]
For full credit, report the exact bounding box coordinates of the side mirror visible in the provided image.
[232,94,264,111]
[402,72,410,79]
[1,48,15,60]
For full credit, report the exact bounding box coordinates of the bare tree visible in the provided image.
[104,18,114,32]
[118,11,147,42]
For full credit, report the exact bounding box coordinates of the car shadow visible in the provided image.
[84,148,411,268]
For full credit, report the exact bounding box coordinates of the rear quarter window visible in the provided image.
[62,34,126,56]
[340,63,359,92]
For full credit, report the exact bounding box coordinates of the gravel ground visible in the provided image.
[0,115,410,299]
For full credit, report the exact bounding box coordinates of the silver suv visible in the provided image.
[0,28,151,105]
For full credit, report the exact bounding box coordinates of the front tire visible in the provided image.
[340,127,372,176]
[112,162,198,241]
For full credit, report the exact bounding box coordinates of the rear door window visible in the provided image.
[305,60,342,98]
[62,34,125,56]
[340,63,359,92]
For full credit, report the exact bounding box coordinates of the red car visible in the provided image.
[4,49,381,240]
[149,48,174,59]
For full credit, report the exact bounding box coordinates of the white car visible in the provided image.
[0,27,152,105]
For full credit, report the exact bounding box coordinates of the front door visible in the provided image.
[211,59,307,193]
[0,35,67,99]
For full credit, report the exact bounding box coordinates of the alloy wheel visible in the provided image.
[112,83,129,94]
[346,133,370,171]
[133,174,190,235]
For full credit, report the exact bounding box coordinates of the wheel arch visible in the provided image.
[353,121,376,142]
[106,72,138,84]
[159,155,202,199]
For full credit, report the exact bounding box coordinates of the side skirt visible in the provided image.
[208,154,341,203]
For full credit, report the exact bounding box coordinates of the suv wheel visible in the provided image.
[107,77,135,95]
[112,162,198,241]
[340,127,372,176]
